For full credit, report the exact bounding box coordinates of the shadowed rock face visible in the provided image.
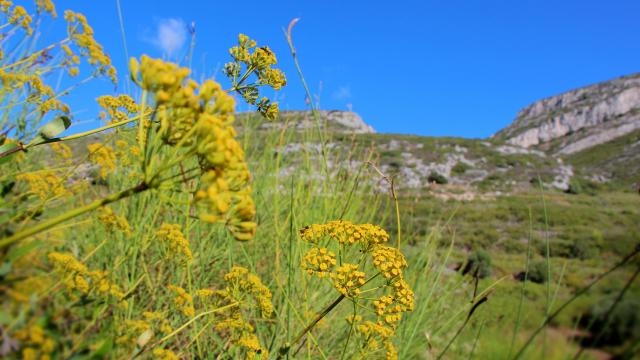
[494,73,640,154]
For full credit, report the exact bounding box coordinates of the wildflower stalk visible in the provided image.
[134,302,240,358]
[283,18,329,174]
[26,113,146,149]
[277,294,346,359]
[512,245,640,359]
[340,302,358,360]
[0,106,148,160]
[0,181,149,249]
[368,161,402,249]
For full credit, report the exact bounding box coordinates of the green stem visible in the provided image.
[511,246,640,359]
[23,114,145,151]
[340,302,357,360]
[283,22,329,175]
[0,181,149,249]
[278,294,346,359]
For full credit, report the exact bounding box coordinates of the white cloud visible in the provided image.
[149,18,187,56]
[332,85,352,101]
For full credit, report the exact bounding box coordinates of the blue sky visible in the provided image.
[42,0,640,138]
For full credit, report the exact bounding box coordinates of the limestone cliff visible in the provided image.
[494,73,640,154]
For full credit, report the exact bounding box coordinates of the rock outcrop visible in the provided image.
[494,73,640,154]
[262,110,375,134]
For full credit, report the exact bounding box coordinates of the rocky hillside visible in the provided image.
[249,110,375,134]
[257,73,640,194]
[493,73,640,155]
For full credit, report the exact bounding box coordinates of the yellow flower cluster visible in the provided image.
[36,0,56,16]
[17,170,66,200]
[130,56,257,241]
[61,44,80,77]
[51,142,72,160]
[331,263,366,297]
[6,275,51,303]
[223,266,273,317]
[115,139,142,167]
[224,34,286,120]
[12,324,56,360]
[87,142,116,179]
[1,1,32,34]
[301,247,336,277]
[167,285,195,317]
[64,10,117,83]
[48,252,127,307]
[153,348,179,360]
[0,70,69,114]
[97,94,139,124]
[299,221,414,356]
[155,223,192,262]
[97,206,131,236]
[236,333,266,360]
[299,220,389,248]
[116,311,172,346]
[371,246,407,279]
[391,279,414,311]
[348,319,398,360]
[206,266,272,358]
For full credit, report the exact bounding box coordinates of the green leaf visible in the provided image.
[40,115,71,139]
[27,115,72,147]
[89,338,113,358]
[0,262,11,277]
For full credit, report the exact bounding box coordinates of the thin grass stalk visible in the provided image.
[511,246,640,359]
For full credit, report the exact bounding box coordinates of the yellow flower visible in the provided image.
[301,247,337,277]
[87,142,116,179]
[8,5,32,34]
[97,95,139,124]
[167,285,195,317]
[237,333,268,360]
[17,171,66,200]
[64,10,117,83]
[331,263,366,297]
[51,142,72,160]
[156,223,192,262]
[153,348,179,360]
[299,221,389,248]
[97,206,131,236]
[224,34,286,119]
[36,0,56,17]
[223,266,273,317]
[48,252,127,306]
[385,341,398,360]
[371,246,407,279]
[391,278,415,311]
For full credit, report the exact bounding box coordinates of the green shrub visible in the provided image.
[463,249,492,278]
[428,171,448,185]
[527,260,549,284]
[529,176,542,187]
[568,239,598,260]
[581,297,640,347]
[451,161,471,176]
[566,178,583,194]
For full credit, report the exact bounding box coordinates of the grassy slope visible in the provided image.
[566,128,640,189]
[19,113,638,359]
